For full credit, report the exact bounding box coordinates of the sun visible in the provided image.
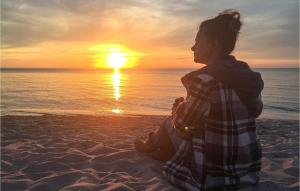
[106,52,128,69]
[90,44,142,69]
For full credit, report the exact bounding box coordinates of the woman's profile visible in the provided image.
[135,9,264,190]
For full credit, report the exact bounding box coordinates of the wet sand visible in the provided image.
[1,115,299,191]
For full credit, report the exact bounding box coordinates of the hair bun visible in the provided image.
[229,12,242,33]
[219,9,242,33]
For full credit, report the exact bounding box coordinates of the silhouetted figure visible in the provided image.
[135,9,264,191]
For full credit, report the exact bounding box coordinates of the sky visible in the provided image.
[1,0,299,69]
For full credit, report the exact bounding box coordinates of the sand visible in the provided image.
[1,115,299,191]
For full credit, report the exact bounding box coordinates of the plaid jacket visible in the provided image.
[163,70,263,190]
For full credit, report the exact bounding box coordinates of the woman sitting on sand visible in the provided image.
[135,10,264,190]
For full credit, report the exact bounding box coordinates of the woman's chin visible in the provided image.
[194,57,204,64]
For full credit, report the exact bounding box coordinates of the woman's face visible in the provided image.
[191,28,217,64]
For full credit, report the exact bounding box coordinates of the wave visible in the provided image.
[264,104,299,112]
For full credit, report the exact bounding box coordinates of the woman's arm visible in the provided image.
[251,94,263,118]
[171,83,212,139]
[171,97,185,115]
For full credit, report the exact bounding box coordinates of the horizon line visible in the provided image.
[1,66,299,70]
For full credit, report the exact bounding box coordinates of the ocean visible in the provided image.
[1,68,299,120]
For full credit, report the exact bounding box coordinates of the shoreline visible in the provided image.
[1,115,299,190]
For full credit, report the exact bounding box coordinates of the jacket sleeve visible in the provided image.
[172,81,212,133]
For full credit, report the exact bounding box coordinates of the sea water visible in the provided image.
[1,68,299,120]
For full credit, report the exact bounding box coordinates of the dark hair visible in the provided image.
[199,9,242,55]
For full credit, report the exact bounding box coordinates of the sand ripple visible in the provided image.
[1,115,299,191]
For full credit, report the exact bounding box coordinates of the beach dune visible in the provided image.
[1,115,299,191]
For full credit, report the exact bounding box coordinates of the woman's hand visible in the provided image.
[171,97,184,115]
[180,128,193,140]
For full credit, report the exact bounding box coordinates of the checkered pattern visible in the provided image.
[163,71,263,191]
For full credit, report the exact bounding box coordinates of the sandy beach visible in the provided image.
[1,115,299,191]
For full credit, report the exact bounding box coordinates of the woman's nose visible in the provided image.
[191,44,195,51]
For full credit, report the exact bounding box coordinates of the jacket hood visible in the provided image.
[182,55,264,112]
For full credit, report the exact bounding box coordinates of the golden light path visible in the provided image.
[112,70,121,101]
[108,49,123,114]
[112,69,122,114]
[90,44,142,114]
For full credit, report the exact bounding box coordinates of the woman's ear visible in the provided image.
[211,40,223,55]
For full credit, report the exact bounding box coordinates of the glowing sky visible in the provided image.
[1,0,299,68]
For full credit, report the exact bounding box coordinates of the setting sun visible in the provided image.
[106,52,127,69]
[90,44,142,69]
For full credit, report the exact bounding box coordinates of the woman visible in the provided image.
[135,10,264,191]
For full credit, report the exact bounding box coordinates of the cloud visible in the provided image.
[1,0,299,64]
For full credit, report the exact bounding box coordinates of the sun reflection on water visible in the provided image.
[112,70,121,100]
[112,69,122,114]
[112,108,121,114]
